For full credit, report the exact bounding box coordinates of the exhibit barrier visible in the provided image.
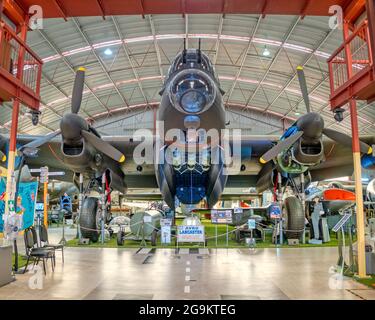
[76,219,306,247]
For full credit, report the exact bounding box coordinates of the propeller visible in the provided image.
[19,130,61,153]
[0,150,6,162]
[259,66,373,164]
[260,131,303,164]
[0,137,6,162]
[19,67,125,163]
[296,66,311,113]
[71,67,85,114]
[81,131,125,163]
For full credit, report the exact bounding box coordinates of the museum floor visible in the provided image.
[1,242,374,300]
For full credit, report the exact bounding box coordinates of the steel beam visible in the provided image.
[264,28,335,113]
[111,16,148,104]
[244,17,300,108]
[212,14,224,65]
[225,15,261,103]
[38,29,108,116]
[148,15,164,80]
[72,17,129,108]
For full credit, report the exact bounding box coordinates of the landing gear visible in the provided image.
[77,172,113,244]
[283,196,305,240]
[80,197,100,243]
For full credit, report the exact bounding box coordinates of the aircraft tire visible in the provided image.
[80,197,100,243]
[283,196,305,240]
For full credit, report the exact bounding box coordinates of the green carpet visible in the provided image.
[12,254,28,269]
[356,276,375,288]
[66,219,351,249]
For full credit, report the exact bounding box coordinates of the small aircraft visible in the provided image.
[1,43,375,242]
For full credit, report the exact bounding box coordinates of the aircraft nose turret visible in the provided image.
[168,69,216,115]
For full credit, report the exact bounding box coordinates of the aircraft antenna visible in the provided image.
[182,38,187,63]
[198,38,202,63]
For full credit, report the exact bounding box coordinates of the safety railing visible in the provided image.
[328,20,373,96]
[0,20,43,101]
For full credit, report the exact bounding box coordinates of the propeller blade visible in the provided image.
[0,150,6,162]
[71,67,86,114]
[322,128,373,154]
[81,130,125,163]
[260,131,304,164]
[18,130,61,153]
[296,66,311,113]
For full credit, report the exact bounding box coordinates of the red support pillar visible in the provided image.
[343,21,367,278]
[3,17,28,239]
[366,0,375,77]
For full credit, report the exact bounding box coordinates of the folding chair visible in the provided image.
[38,224,64,263]
[23,228,55,275]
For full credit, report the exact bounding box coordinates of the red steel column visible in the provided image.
[343,21,367,278]
[366,0,375,76]
[4,18,28,238]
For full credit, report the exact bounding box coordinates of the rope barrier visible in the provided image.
[78,219,306,239]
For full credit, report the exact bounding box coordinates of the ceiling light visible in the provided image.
[104,48,112,56]
[262,47,270,57]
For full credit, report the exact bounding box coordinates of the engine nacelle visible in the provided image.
[61,138,97,173]
[276,138,324,174]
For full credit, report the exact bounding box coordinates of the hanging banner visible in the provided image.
[0,178,39,233]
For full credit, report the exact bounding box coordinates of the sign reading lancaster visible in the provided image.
[177,225,205,243]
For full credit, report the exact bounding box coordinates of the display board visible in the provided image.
[177,225,205,243]
[248,219,256,230]
[161,218,172,244]
[211,209,233,224]
[269,202,282,219]
[0,178,39,232]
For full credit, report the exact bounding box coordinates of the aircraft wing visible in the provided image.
[9,133,279,188]
[4,133,374,191]
[309,135,375,181]
[5,134,158,188]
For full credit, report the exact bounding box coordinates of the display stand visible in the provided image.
[59,217,67,245]
[333,210,356,275]
[277,173,283,245]
[140,219,147,247]
[77,174,84,242]
[226,224,229,247]
[100,174,106,245]
[215,224,217,247]
[176,225,206,249]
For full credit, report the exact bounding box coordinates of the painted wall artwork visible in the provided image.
[0,178,38,232]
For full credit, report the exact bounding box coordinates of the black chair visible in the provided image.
[39,224,64,263]
[23,228,55,275]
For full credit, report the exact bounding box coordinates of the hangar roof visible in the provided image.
[1,14,374,136]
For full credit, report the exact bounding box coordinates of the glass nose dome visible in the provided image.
[170,70,215,114]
